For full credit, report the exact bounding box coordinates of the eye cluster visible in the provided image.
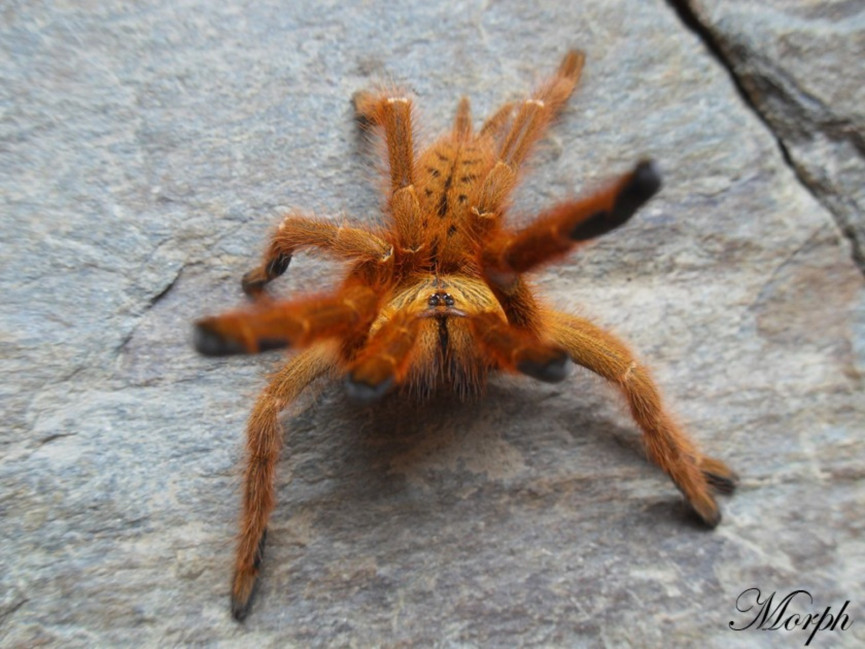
[427,292,456,307]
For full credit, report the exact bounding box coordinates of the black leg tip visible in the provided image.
[242,255,291,297]
[344,375,395,405]
[267,253,292,279]
[241,271,266,297]
[231,597,251,622]
[696,507,722,529]
[517,353,572,383]
[194,322,247,357]
[569,159,662,241]
[607,159,662,223]
[230,529,267,622]
[686,495,722,529]
[703,469,739,495]
[625,159,662,205]
[231,588,260,622]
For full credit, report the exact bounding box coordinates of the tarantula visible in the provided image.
[194,50,738,620]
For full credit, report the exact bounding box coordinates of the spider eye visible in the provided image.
[428,292,456,308]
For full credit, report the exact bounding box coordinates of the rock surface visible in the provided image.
[1,1,863,647]
[683,0,865,268]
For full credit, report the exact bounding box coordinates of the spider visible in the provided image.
[194,50,738,621]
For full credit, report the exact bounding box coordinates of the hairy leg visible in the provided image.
[483,160,660,280]
[344,309,422,403]
[453,96,473,141]
[194,284,380,356]
[468,312,570,382]
[479,101,515,140]
[354,92,416,192]
[545,310,737,525]
[231,342,338,620]
[472,51,584,225]
[354,91,424,251]
[499,50,585,169]
[242,214,393,296]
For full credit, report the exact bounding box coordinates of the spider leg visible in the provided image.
[231,342,337,621]
[241,215,393,296]
[468,312,571,383]
[453,96,473,140]
[545,311,737,526]
[479,101,515,139]
[483,160,661,283]
[487,277,544,333]
[194,284,379,356]
[353,91,424,252]
[472,51,584,224]
[499,50,585,169]
[344,309,422,403]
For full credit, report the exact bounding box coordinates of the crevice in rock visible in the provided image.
[38,432,76,445]
[666,0,865,276]
[743,225,826,316]
[115,265,185,360]
[148,265,183,308]
[0,597,28,626]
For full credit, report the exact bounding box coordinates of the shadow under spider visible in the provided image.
[278,379,653,506]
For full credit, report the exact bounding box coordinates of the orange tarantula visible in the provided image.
[194,50,737,620]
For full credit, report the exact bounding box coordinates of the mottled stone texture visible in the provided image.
[1,1,863,647]
[684,0,865,267]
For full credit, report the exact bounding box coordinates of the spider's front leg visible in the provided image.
[231,343,337,620]
[545,311,737,526]
[483,160,661,284]
[194,283,379,356]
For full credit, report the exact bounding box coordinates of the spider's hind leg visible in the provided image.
[353,90,424,252]
[471,51,585,226]
[353,92,416,193]
[498,50,585,170]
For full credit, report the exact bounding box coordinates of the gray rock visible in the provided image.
[1,1,863,647]
[682,0,865,268]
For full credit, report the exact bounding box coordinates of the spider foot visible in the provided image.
[687,491,722,529]
[194,319,289,356]
[242,253,292,297]
[231,529,267,622]
[194,320,249,356]
[700,456,739,495]
[352,90,379,124]
[569,160,662,241]
[230,582,256,622]
[344,374,395,405]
